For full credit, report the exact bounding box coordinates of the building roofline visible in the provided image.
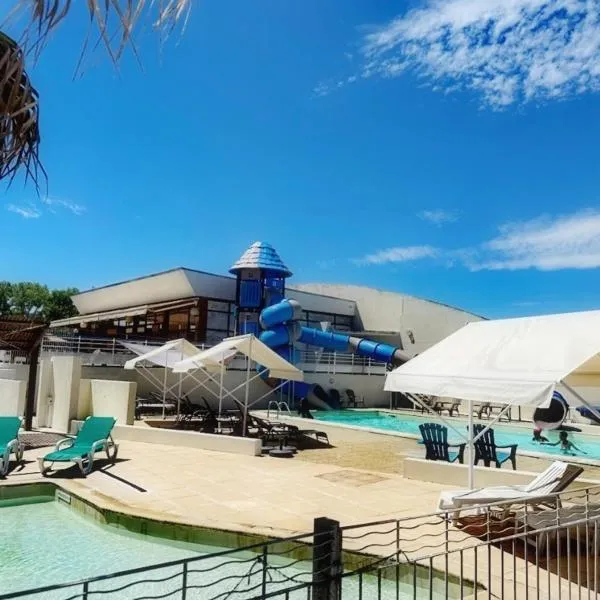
[75,267,236,296]
[291,282,488,320]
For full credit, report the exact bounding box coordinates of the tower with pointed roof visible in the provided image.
[229,242,292,335]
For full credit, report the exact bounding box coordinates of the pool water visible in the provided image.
[0,497,456,599]
[314,410,600,460]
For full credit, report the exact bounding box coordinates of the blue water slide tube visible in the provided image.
[260,299,410,366]
[257,299,410,410]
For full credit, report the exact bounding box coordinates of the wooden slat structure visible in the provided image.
[0,316,47,430]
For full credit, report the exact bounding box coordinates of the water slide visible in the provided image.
[258,299,410,410]
[533,391,581,432]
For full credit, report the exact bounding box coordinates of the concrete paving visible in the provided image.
[4,439,449,539]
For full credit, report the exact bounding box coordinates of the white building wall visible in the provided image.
[290,284,484,355]
[286,289,355,316]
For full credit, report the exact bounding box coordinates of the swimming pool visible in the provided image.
[0,490,459,599]
[314,410,600,460]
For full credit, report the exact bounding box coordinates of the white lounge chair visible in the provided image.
[438,461,584,516]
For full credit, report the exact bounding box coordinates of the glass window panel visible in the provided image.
[207,311,229,330]
[207,300,229,312]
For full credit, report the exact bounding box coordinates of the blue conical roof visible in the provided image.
[229,242,292,277]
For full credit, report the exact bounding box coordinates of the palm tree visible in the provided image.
[1,1,193,187]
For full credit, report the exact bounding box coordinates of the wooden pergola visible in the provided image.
[0,316,48,430]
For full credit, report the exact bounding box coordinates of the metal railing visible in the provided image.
[6,484,600,599]
[267,401,292,420]
[41,334,388,375]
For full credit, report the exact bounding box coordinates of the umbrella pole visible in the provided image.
[468,398,474,490]
[218,360,225,432]
[162,363,168,420]
[177,373,182,419]
[242,336,252,437]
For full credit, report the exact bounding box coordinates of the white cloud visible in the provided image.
[418,209,458,226]
[6,204,41,219]
[470,210,600,270]
[355,210,600,271]
[358,0,600,107]
[355,245,439,265]
[41,197,86,216]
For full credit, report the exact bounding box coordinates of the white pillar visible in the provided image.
[35,359,54,427]
[51,356,82,433]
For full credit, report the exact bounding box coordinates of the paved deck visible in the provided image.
[3,425,598,599]
[5,439,448,538]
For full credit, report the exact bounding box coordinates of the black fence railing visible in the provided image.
[6,485,600,599]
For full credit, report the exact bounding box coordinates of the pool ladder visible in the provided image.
[267,400,292,420]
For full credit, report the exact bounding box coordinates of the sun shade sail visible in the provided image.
[173,334,304,381]
[385,310,600,407]
[123,338,200,370]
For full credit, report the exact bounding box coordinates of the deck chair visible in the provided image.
[473,424,517,470]
[472,402,491,419]
[345,389,364,408]
[419,423,466,464]
[38,416,118,477]
[438,461,584,516]
[0,417,23,477]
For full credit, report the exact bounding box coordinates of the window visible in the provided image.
[169,310,190,336]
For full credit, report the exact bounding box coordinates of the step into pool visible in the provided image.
[314,410,600,460]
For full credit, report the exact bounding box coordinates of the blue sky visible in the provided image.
[2,0,600,319]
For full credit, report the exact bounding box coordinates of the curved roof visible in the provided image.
[229,241,292,277]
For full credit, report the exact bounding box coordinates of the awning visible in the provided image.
[385,309,600,407]
[123,338,200,370]
[173,334,304,381]
[51,305,149,328]
[50,298,199,328]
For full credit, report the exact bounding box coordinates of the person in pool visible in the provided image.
[542,430,587,455]
[532,428,549,443]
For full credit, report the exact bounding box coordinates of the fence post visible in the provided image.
[261,545,268,598]
[312,517,342,600]
[181,562,188,599]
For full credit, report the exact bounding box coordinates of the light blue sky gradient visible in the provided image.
[2,0,600,319]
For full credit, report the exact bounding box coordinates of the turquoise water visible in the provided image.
[0,498,454,599]
[314,410,600,460]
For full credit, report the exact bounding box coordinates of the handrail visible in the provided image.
[267,401,292,419]
[278,401,292,416]
[266,400,280,420]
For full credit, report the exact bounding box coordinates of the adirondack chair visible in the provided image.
[419,423,465,463]
[473,424,518,470]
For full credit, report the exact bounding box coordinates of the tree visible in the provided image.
[45,288,79,321]
[1,1,193,187]
[0,280,78,320]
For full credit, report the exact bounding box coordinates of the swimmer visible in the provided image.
[532,428,549,443]
[542,430,587,455]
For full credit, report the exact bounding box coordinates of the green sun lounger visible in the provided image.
[0,417,24,477]
[38,416,118,477]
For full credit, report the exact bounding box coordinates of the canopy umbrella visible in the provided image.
[385,309,600,488]
[123,338,200,418]
[173,334,304,435]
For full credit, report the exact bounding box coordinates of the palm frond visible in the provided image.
[0,31,42,188]
[0,1,193,187]
[11,1,194,61]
